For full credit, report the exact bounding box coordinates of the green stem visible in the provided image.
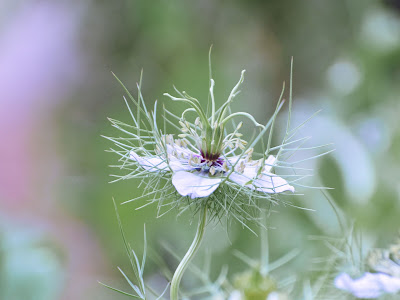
[170,205,208,300]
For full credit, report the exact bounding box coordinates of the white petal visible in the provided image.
[228,291,242,300]
[168,156,195,172]
[130,151,168,172]
[166,143,198,160]
[263,155,276,172]
[229,169,294,194]
[267,292,288,300]
[334,272,400,298]
[335,273,382,298]
[253,173,295,194]
[227,155,240,166]
[377,273,400,293]
[166,144,199,172]
[229,166,257,186]
[228,155,276,170]
[267,292,279,300]
[172,171,222,199]
[228,155,278,185]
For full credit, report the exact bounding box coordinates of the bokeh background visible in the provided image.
[1,0,400,299]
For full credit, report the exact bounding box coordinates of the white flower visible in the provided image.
[226,290,288,300]
[334,272,400,298]
[108,66,312,223]
[130,136,294,199]
[227,290,242,300]
[267,292,289,300]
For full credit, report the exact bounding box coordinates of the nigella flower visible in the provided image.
[127,69,293,200]
[105,59,327,300]
[334,234,400,298]
[334,272,400,298]
[130,133,294,199]
[105,60,320,225]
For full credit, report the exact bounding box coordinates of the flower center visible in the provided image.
[189,152,228,176]
[200,150,221,162]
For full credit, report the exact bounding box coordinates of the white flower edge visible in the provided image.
[334,272,400,298]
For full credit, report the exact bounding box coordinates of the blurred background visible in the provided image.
[1,0,400,299]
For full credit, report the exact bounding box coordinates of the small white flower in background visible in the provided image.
[228,290,242,300]
[267,292,289,300]
[334,272,400,298]
[227,290,289,300]
[334,232,400,299]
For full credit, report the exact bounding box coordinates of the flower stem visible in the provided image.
[170,205,208,300]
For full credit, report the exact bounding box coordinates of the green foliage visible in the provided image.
[99,199,169,299]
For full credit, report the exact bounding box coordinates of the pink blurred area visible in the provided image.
[0,2,106,299]
[0,2,82,206]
